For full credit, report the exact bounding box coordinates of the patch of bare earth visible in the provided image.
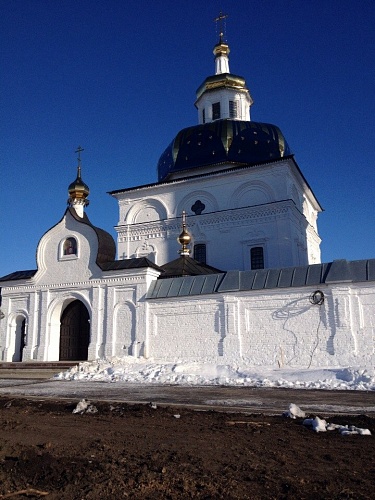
[0,396,374,499]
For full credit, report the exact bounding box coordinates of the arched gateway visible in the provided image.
[11,315,26,362]
[59,300,90,361]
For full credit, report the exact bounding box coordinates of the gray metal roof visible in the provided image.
[67,208,116,267]
[101,257,162,272]
[147,259,375,299]
[148,273,225,298]
[0,270,37,283]
[158,255,222,279]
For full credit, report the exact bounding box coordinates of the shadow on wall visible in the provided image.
[215,308,225,356]
[271,292,336,368]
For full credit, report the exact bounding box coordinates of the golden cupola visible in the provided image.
[68,165,90,202]
[177,211,191,256]
[68,146,90,217]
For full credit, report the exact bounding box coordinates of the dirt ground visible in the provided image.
[0,396,374,499]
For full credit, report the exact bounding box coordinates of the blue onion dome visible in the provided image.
[157,119,292,182]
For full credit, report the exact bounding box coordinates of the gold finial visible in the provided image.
[178,210,191,256]
[214,11,228,43]
[68,145,89,207]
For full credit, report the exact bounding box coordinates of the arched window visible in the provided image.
[212,102,221,120]
[229,100,238,118]
[191,199,206,215]
[194,244,207,264]
[63,237,77,256]
[250,247,264,270]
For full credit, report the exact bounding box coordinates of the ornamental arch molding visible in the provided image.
[229,181,275,209]
[35,222,63,276]
[176,190,219,217]
[46,292,92,362]
[113,301,136,357]
[8,309,29,327]
[6,310,29,362]
[125,199,168,224]
[59,235,78,258]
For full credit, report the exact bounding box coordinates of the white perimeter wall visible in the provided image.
[147,282,375,368]
[1,276,374,368]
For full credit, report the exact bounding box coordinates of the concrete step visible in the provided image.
[0,361,79,379]
[0,362,78,369]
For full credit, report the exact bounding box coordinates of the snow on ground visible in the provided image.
[303,416,371,435]
[282,404,372,434]
[55,357,375,391]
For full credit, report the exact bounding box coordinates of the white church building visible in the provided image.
[1,30,374,368]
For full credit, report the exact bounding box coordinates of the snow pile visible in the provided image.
[303,417,371,435]
[326,423,372,436]
[283,403,306,419]
[72,399,98,414]
[304,416,328,433]
[283,404,372,435]
[55,357,375,391]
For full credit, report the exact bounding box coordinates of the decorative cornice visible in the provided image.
[117,201,300,240]
[1,274,151,294]
[109,157,295,196]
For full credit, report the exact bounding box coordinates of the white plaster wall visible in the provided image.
[114,159,321,270]
[146,283,375,368]
[148,299,225,359]
[0,268,157,362]
[2,275,374,367]
[118,202,311,270]
[35,210,102,284]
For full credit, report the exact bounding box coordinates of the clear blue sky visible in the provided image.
[1,0,374,277]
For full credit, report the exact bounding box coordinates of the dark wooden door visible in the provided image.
[19,319,26,361]
[59,301,90,361]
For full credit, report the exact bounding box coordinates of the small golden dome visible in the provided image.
[177,211,191,255]
[178,227,191,246]
[68,165,89,200]
[213,40,230,59]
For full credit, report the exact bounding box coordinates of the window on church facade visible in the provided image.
[212,102,221,120]
[229,100,238,118]
[250,247,264,270]
[191,199,206,215]
[63,237,77,256]
[202,108,206,124]
[194,244,207,264]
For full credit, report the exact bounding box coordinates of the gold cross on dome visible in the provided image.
[214,11,228,41]
[75,145,84,166]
